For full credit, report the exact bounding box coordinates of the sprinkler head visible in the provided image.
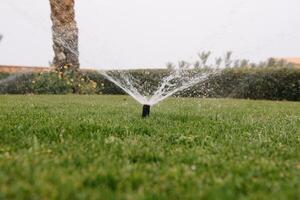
[142,105,151,118]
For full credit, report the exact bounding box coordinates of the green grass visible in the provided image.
[0,95,299,200]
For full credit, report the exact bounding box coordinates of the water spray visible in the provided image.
[142,105,151,118]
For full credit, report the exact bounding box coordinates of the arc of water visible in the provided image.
[100,70,148,104]
[147,71,215,105]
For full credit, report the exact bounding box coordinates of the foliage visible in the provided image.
[178,67,300,101]
[0,73,37,94]
[0,65,299,101]
[0,71,97,94]
[84,67,300,101]
[0,72,9,80]
[31,72,73,94]
[0,96,299,199]
[82,71,124,95]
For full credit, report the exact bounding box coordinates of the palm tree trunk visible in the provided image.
[49,0,79,72]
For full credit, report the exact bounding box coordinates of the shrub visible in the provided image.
[190,68,299,101]
[0,73,37,94]
[82,71,124,95]
[31,72,73,94]
[0,72,9,80]
[0,71,97,94]
[0,67,299,101]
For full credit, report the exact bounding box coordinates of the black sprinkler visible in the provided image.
[142,105,151,118]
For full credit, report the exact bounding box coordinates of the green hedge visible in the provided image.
[1,67,299,101]
[0,72,9,80]
[0,73,71,94]
[177,68,300,101]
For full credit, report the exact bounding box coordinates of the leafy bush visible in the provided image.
[0,71,97,94]
[31,72,73,94]
[1,67,299,101]
[178,67,300,101]
[0,72,9,80]
[0,73,37,94]
[82,71,124,95]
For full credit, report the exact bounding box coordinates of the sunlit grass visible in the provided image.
[0,95,299,199]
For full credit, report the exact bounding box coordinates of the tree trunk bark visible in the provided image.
[49,0,79,72]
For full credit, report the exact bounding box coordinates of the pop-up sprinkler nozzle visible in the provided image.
[142,105,151,118]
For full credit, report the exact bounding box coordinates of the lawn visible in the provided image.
[0,95,299,200]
